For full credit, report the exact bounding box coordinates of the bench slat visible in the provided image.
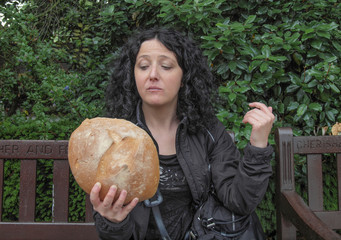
[0,222,98,240]
[307,154,323,211]
[0,140,69,159]
[53,160,70,222]
[315,211,341,230]
[19,160,37,222]
[85,194,93,222]
[0,159,3,219]
[338,153,341,211]
[293,135,341,154]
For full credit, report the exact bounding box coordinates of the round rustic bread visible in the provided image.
[68,117,159,204]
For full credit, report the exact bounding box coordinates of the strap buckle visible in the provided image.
[144,189,163,207]
[189,231,197,239]
[202,217,216,228]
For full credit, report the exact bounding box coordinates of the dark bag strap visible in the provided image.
[144,189,171,240]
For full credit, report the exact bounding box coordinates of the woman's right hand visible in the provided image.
[90,182,139,223]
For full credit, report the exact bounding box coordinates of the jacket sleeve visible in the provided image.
[209,119,273,215]
[93,211,134,240]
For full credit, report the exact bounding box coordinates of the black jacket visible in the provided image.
[93,107,273,240]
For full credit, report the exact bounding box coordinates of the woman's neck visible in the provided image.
[142,103,179,131]
[142,103,179,155]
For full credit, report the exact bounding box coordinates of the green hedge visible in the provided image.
[1,0,340,237]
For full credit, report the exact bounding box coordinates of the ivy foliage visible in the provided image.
[1,0,340,237]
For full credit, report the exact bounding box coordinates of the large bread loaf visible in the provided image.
[68,117,159,204]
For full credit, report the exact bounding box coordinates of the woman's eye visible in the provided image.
[139,65,148,70]
[162,65,172,70]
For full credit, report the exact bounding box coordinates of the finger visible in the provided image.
[245,108,272,120]
[242,114,263,126]
[242,109,267,124]
[122,197,139,214]
[249,102,273,116]
[90,182,102,207]
[102,185,118,208]
[113,189,128,211]
[242,111,274,129]
[247,104,275,122]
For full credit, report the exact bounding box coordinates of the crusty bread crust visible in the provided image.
[68,117,159,203]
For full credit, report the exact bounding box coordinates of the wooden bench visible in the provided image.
[275,127,341,240]
[0,140,98,240]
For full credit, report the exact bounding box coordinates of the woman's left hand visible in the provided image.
[242,102,275,148]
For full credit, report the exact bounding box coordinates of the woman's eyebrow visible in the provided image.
[137,54,174,60]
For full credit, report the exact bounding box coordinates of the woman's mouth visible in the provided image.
[147,86,162,91]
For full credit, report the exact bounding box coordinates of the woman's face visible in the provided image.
[134,39,183,109]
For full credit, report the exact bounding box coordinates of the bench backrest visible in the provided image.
[275,127,341,239]
[0,140,98,240]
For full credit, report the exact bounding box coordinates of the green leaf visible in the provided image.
[297,104,308,116]
[214,41,224,49]
[317,85,324,93]
[245,15,256,24]
[332,42,341,52]
[218,86,230,93]
[325,56,337,63]
[235,86,250,93]
[304,28,315,34]
[329,83,340,93]
[269,56,287,62]
[201,0,216,6]
[216,64,228,75]
[261,45,271,58]
[272,36,284,44]
[287,102,299,111]
[287,32,300,44]
[253,55,267,60]
[201,35,216,41]
[249,60,262,72]
[236,61,248,71]
[230,22,245,32]
[311,40,323,49]
[216,22,229,31]
[307,80,318,88]
[228,93,237,102]
[278,103,285,114]
[84,0,93,7]
[216,110,229,121]
[228,61,237,72]
[222,46,235,54]
[260,62,268,73]
[286,84,300,93]
[100,5,115,16]
[309,103,322,111]
[288,72,301,84]
[302,33,315,41]
[316,22,339,31]
[316,31,331,39]
[326,110,335,122]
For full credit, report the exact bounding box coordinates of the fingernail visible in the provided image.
[121,190,127,196]
[134,198,139,204]
[110,185,117,191]
[95,182,101,189]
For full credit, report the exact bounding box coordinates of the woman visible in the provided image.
[90,27,274,240]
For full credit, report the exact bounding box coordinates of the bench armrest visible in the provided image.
[280,190,341,240]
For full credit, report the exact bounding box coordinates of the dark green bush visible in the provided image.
[1,0,340,237]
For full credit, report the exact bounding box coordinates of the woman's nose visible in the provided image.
[149,64,159,80]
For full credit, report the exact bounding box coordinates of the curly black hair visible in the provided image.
[105,27,218,133]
